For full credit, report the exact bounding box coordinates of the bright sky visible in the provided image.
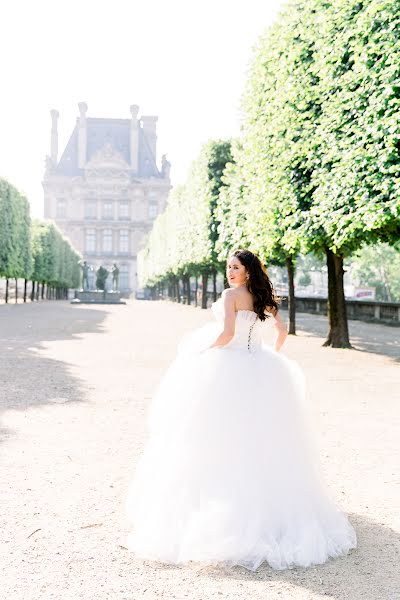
[0,0,284,218]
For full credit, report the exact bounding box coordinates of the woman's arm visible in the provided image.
[209,289,236,348]
[272,310,288,352]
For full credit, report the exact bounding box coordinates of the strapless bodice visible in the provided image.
[211,297,276,353]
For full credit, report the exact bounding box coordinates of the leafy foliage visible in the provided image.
[139,141,232,287]
[0,178,33,279]
[31,219,81,289]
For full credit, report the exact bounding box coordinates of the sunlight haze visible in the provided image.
[0,0,284,218]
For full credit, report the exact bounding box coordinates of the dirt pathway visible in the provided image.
[1,299,399,600]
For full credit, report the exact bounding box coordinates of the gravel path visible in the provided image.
[1,299,399,600]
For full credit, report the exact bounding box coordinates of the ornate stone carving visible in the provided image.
[86,143,130,173]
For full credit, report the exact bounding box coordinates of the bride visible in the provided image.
[124,249,357,571]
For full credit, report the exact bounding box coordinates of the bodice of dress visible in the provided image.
[211,297,276,353]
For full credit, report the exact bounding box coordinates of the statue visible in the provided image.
[111,263,120,291]
[96,266,109,293]
[161,154,171,179]
[79,260,92,290]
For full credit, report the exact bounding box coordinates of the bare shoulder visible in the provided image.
[221,287,236,308]
[221,287,236,298]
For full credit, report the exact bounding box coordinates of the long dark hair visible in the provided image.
[229,249,280,321]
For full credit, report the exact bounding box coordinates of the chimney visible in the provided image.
[50,109,59,163]
[78,102,88,168]
[130,104,139,172]
[140,115,158,162]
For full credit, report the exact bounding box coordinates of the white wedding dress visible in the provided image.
[124,298,357,571]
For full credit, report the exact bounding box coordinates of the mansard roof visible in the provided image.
[56,117,160,178]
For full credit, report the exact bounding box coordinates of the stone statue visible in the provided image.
[161,154,171,179]
[111,263,120,291]
[96,266,109,292]
[80,260,91,290]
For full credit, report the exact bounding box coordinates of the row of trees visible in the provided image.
[0,178,81,303]
[238,0,400,346]
[139,0,400,348]
[138,141,232,309]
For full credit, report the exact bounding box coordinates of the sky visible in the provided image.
[0,0,284,218]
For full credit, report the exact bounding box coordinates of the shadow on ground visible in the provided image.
[283,310,400,363]
[141,513,399,600]
[0,301,109,441]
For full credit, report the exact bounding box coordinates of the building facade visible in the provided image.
[43,103,171,294]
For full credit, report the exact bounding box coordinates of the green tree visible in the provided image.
[0,178,33,302]
[139,140,232,309]
[238,0,400,346]
[349,243,400,302]
[31,220,81,301]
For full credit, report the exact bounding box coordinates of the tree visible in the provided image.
[138,141,232,309]
[238,0,400,346]
[349,243,400,302]
[31,220,81,300]
[0,179,33,302]
[304,0,400,345]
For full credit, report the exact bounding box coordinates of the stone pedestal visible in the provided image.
[71,290,126,304]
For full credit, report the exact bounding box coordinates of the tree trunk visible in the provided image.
[186,275,191,305]
[36,282,40,301]
[201,271,208,309]
[23,279,28,302]
[30,281,35,302]
[15,278,18,303]
[212,268,217,302]
[323,248,351,348]
[41,282,45,300]
[286,256,296,335]
[194,277,198,307]
[176,277,181,303]
[5,279,9,303]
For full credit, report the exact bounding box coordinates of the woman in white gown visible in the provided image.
[125,249,357,571]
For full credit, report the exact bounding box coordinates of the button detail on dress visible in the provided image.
[247,315,258,353]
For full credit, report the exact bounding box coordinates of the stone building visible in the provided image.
[43,103,171,294]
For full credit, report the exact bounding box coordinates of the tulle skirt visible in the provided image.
[125,321,357,571]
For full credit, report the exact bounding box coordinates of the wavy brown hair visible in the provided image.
[229,249,280,321]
